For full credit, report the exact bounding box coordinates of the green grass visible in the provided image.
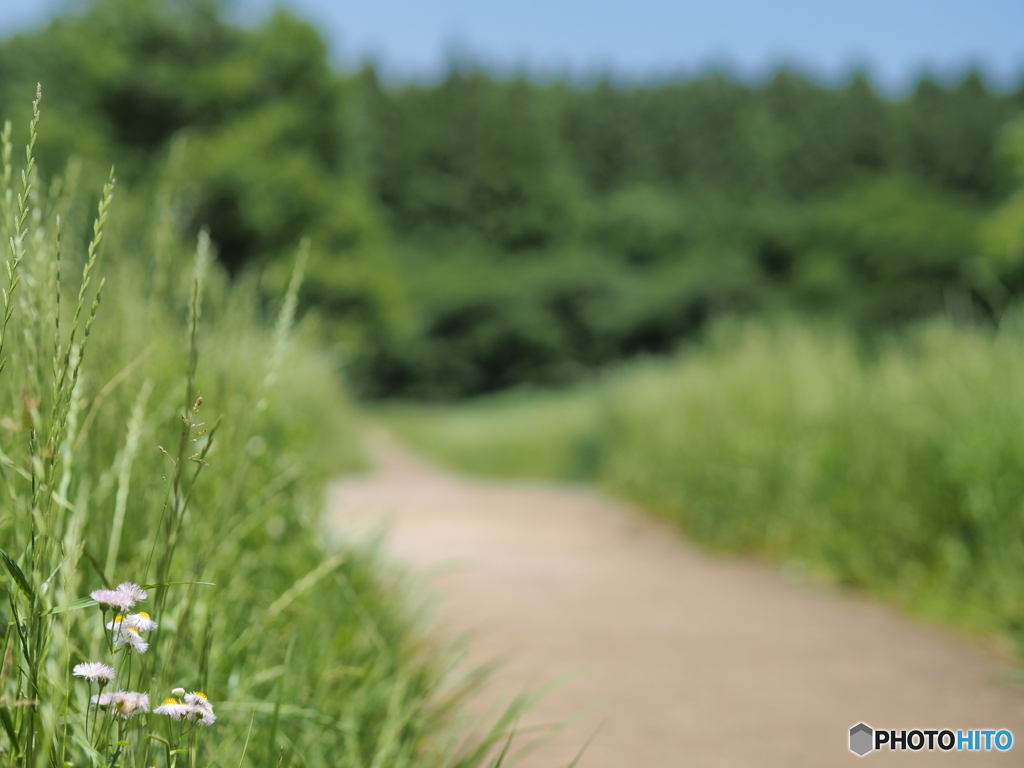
[378,386,604,481]
[0,90,528,768]
[383,318,1024,649]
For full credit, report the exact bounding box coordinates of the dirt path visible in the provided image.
[329,437,1024,766]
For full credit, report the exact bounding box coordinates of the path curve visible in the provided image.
[329,436,1024,766]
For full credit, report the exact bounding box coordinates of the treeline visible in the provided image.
[360,71,1018,397]
[3,0,1023,398]
[367,67,1008,238]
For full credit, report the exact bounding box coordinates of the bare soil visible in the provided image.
[329,436,1024,766]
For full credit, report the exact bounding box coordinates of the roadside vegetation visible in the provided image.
[0,92,522,768]
[383,318,1024,650]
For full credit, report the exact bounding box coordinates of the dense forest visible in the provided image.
[2,0,1023,398]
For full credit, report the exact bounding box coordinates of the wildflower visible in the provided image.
[117,692,149,718]
[72,662,115,683]
[113,626,149,654]
[155,690,216,725]
[90,589,135,611]
[91,690,149,718]
[183,691,216,725]
[106,612,157,632]
[116,582,147,602]
[154,698,190,720]
[184,691,212,712]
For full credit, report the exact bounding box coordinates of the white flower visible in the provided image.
[106,612,157,632]
[126,691,149,711]
[91,690,149,718]
[117,692,149,718]
[184,691,212,712]
[182,691,216,724]
[156,690,215,725]
[90,589,135,610]
[154,698,191,720]
[72,662,115,683]
[116,582,147,602]
[113,626,149,654]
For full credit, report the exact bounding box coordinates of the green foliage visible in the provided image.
[383,318,1024,648]
[358,66,1018,397]
[0,95,519,768]
[3,0,1024,399]
[752,177,984,321]
[0,0,405,365]
[979,116,1024,300]
[360,179,983,397]
[362,71,580,251]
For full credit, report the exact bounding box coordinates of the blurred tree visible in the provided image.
[363,68,578,251]
[2,0,1022,398]
[896,72,1011,200]
[839,72,890,172]
[0,0,404,365]
[978,115,1024,304]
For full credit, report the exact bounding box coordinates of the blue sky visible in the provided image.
[5,0,1023,90]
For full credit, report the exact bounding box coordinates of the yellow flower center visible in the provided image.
[136,612,150,619]
[162,698,177,705]
[195,692,207,699]
[114,615,125,622]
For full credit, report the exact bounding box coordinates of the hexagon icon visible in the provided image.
[850,723,874,756]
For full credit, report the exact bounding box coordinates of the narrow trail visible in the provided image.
[329,436,1024,766]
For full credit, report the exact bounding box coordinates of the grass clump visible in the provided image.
[384,319,1024,649]
[0,89,522,768]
